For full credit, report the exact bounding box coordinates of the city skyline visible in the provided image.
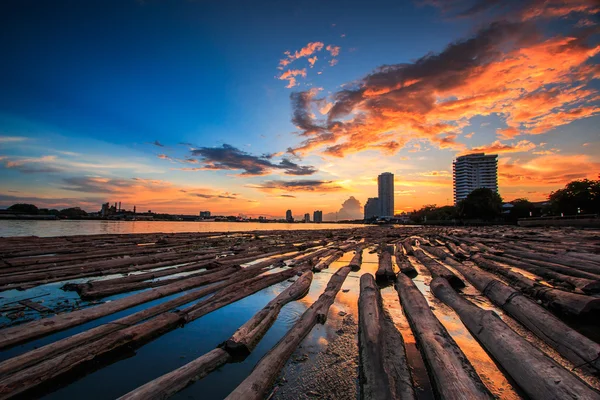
[1,0,599,216]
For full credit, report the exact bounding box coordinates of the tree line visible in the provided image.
[410,178,600,224]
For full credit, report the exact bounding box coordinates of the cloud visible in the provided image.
[188,144,317,176]
[464,140,537,154]
[285,9,599,158]
[0,136,27,143]
[326,45,341,57]
[3,155,64,173]
[157,154,172,160]
[324,196,362,220]
[248,180,344,193]
[308,56,318,67]
[279,42,324,69]
[499,153,600,187]
[279,68,307,88]
[151,140,165,147]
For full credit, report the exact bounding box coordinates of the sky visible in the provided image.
[0,0,599,219]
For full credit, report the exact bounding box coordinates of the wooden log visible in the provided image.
[430,277,600,400]
[395,250,417,277]
[118,349,231,400]
[349,247,364,271]
[442,257,600,374]
[472,255,600,317]
[483,254,600,294]
[117,271,314,400]
[412,249,464,289]
[501,248,600,275]
[376,247,396,281]
[18,300,53,314]
[394,273,492,399]
[498,253,600,281]
[312,250,344,272]
[0,259,271,350]
[0,266,308,398]
[358,273,415,400]
[401,239,414,256]
[225,266,352,400]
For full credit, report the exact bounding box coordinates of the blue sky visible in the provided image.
[1,0,599,217]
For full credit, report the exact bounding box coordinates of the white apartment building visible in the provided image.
[453,153,498,204]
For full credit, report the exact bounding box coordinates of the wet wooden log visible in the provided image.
[395,250,417,277]
[441,256,600,374]
[225,266,352,400]
[430,277,600,400]
[472,255,600,317]
[18,299,53,314]
[500,248,600,275]
[312,250,344,272]
[358,273,415,400]
[376,247,396,281]
[497,253,600,281]
[117,271,314,400]
[401,239,414,256]
[0,266,308,398]
[349,247,364,271]
[394,273,493,400]
[483,254,600,294]
[412,249,464,289]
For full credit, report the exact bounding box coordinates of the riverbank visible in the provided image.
[0,226,599,399]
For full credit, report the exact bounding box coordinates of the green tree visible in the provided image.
[548,179,600,215]
[7,204,39,214]
[457,188,503,221]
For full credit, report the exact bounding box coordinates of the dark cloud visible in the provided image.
[151,140,165,147]
[61,177,132,193]
[291,90,325,135]
[279,194,297,198]
[189,144,317,176]
[7,165,63,174]
[250,180,343,192]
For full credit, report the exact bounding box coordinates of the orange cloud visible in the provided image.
[463,140,536,154]
[326,44,341,57]
[279,68,307,88]
[278,42,324,69]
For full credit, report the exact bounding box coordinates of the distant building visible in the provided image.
[285,209,294,223]
[199,211,211,219]
[364,197,380,220]
[313,210,323,223]
[304,213,310,223]
[378,172,394,217]
[453,153,498,204]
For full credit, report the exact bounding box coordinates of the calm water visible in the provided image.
[0,220,363,238]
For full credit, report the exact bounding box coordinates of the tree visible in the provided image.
[59,207,88,219]
[457,188,503,221]
[7,204,39,214]
[410,204,457,223]
[548,179,600,215]
[506,198,537,222]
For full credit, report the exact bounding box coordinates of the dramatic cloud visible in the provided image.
[248,179,344,193]
[285,3,599,157]
[324,196,362,221]
[464,140,537,154]
[188,144,317,176]
[499,153,600,186]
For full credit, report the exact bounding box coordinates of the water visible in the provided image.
[0,220,363,238]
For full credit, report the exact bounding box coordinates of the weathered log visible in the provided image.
[430,277,600,400]
[442,257,600,373]
[358,273,415,400]
[472,255,600,316]
[349,247,364,271]
[117,271,314,400]
[483,254,600,294]
[501,248,600,275]
[225,266,352,400]
[18,299,53,314]
[0,266,308,398]
[395,250,417,277]
[412,249,464,289]
[376,247,396,281]
[313,250,344,272]
[394,273,493,399]
[499,253,600,281]
[401,239,414,256]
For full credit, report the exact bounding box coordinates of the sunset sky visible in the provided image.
[0,0,599,218]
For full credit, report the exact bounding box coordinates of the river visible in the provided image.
[0,220,363,238]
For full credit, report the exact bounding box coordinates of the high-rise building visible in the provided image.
[453,153,498,204]
[364,197,380,219]
[313,210,323,223]
[378,172,394,217]
[199,211,211,219]
[304,213,310,223]
[285,209,294,222]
